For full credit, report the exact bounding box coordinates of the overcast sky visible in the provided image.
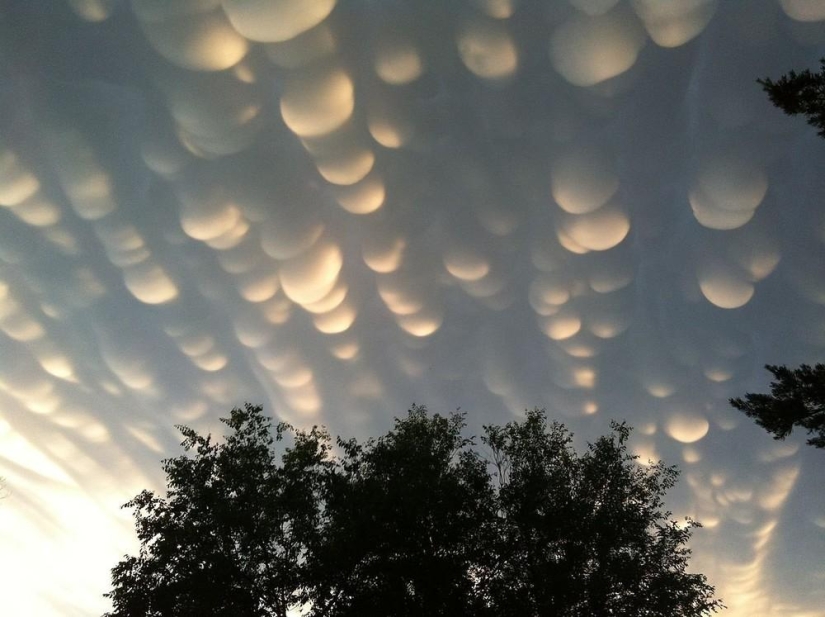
[1,1,825,615]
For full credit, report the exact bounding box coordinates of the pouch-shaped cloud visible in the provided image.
[779,0,825,22]
[281,381,322,417]
[268,355,313,389]
[0,288,45,343]
[141,129,191,178]
[444,246,491,282]
[178,187,243,242]
[556,331,600,358]
[236,269,280,303]
[122,262,179,305]
[312,298,357,334]
[690,148,768,230]
[540,307,582,340]
[279,236,343,306]
[529,272,573,315]
[690,191,756,230]
[222,0,337,43]
[395,305,443,338]
[233,307,276,348]
[155,69,265,158]
[94,220,150,269]
[204,217,250,250]
[280,65,355,138]
[34,344,76,381]
[558,201,630,251]
[460,269,509,306]
[457,16,519,82]
[45,130,116,220]
[703,359,734,383]
[631,0,717,48]
[99,338,156,392]
[312,144,375,186]
[585,293,633,338]
[137,4,248,71]
[191,348,228,372]
[177,117,262,159]
[551,141,619,214]
[162,77,260,134]
[697,259,755,309]
[330,339,359,361]
[0,149,40,207]
[728,227,780,282]
[363,234,406,273]
[302,280,347,316]
[756,465,800,511]
[695,150,768,212]
[217,237,264,274]
[377,274,427,316]
[259,202,324,261]
[374,36,425,86]
[549,4,647,87]
[586,250,634,293]
[335,173,386,215]
[665,410,710,443]
[6,193,61,228]
[172,332,215,359]
[367,94,415,149]
[556,227,591,254]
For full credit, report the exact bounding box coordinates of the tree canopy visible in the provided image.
[759,59,825,137]
[104,403,722,617]
[730,363,825,449]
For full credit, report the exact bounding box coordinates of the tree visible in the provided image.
[730,363,825,449]
[104,403,333,617]
[478,410,720,616]
[307,406,496,617]
[104,405,721,616]
[759,59,825,137]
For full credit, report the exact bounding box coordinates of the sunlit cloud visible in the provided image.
[549,4,647,87]
[3,2,825,615]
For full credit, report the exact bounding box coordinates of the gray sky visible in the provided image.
[1,1,825,614]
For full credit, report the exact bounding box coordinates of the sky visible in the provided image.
[1,0,824,614]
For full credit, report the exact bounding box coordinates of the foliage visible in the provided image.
[104,404,721,617]
[307,406,495,617]
[731,364,825,449]
[104,403,332,617]
[478,411,719,616]
[759,59,825,137]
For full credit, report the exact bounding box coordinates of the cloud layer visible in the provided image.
[1,1,825,614]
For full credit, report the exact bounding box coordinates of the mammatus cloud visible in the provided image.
[0,0,824,614]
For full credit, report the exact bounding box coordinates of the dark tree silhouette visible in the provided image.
[759,59,825,137]
[477,410,720,617]
[731,364,825,449]
[104,404,722,617]
[104,403,332,617]
[306,406,495,617]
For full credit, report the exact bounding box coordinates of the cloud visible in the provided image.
[2,1,825,614]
